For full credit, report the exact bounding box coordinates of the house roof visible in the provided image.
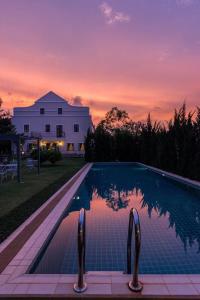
[35,91,69,104]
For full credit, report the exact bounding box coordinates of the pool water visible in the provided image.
[31,163,200,274]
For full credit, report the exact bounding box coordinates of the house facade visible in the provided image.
[12,91,93,155]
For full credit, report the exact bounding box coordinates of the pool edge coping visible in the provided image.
[1,162,200,297]
[0,163,91,254]
[0,163,92,272]
[137,162,200,191]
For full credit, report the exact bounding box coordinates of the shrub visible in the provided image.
[31,149,48,163]
[47,149,62,164]
[31,148,62,164]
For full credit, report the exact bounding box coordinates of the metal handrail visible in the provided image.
[127,208,143,292]
[73,208,87,293]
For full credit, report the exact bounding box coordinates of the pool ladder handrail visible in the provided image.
[127,208,143,292]
[73,208,87,293]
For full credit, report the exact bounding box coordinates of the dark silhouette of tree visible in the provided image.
[84,128,95,162]
[0,98,16,154]
[0,98,16,134]
[85,104,200,181]
[104,106,130,133]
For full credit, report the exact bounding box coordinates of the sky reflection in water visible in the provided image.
[33,164,200,274]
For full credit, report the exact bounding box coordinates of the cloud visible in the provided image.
[158,49,171,62]
[71,96,83,106]
[99,2,130,25]
[176,0,195,7]
[152,106,161,111]
[16,100,25,105]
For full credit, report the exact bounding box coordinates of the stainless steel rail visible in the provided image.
[73,208,87,293]
[127,208,143,292]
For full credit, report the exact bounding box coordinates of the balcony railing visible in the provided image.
[30,131,65,139]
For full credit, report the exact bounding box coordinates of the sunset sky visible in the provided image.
[0,0,200,123]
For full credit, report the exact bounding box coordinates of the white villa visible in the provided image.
[12,91,93,155]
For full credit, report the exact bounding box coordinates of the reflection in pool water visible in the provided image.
[31,163,200,274]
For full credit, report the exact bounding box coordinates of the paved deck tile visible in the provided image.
[55,283,74,294]
[27,283,57,294]
[167,284,198,296]
[85,283,112,295]
[142,284,169,295]
[163,275,191,284]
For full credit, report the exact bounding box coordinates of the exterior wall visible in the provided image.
[12,92,93,155]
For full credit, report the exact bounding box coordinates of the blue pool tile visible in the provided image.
[31,163,200,274]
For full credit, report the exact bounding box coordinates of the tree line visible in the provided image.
[85,105,200,181]
[0,98,15,154]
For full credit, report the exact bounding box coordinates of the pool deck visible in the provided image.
[1,273,200,298]
[1,162,200,298]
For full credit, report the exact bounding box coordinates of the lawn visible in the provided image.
[0,157,85,242]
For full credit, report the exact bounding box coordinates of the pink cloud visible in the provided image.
[99,2,130,25]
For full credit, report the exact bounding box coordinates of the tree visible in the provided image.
[84,129,95,162]
[85,104,200,181]
[94,121,113,161]
[0,98,16,154]
[0,98,16,134]
[103,107,130,133]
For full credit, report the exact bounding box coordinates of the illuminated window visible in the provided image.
[79,143,85,151]
[67,143,74,151]
[74,124,79,132]
[40,108,45,114]
[24,124,29,133]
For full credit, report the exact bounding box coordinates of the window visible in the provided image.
[45,124,51,132]
[24,124,29,133]
[79,143,85,151]
[74,124,79,132]
[58,107,62,115]
[67,143,74,151]
[40,108,45,115]
[56,125,63,137]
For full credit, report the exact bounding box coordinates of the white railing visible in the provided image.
[30,131,65,138]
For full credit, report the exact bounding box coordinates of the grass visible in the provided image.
[0,157,85,242]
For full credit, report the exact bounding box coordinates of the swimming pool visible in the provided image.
[31,163,200,274]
